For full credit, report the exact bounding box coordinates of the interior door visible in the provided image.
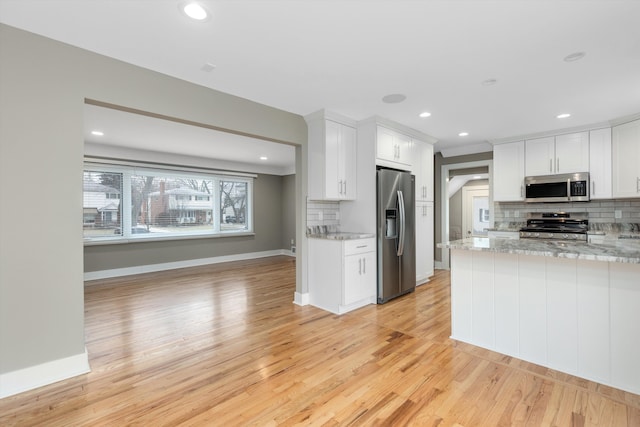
[462,186,490,237]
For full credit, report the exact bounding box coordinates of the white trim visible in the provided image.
[84,249,292,281]
[439,142,493,158]
[440,160,493,270]
[0,348,90,399]
[293,291,309,306]
[434,261,446,270]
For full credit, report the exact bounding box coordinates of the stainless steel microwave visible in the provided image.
[524,172,590,203]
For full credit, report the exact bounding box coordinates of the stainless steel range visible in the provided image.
[519,212,588,241]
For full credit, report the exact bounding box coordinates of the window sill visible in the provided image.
[83,231,256,246]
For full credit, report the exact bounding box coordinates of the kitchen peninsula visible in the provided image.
[438,237,640,396]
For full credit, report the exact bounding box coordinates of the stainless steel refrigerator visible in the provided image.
[376,167,416,304]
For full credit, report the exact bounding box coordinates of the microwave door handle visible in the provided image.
[567,178,571,201]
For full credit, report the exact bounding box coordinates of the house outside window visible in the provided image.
[83,163,253,242]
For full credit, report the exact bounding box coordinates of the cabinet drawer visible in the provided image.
[344,238,376,256]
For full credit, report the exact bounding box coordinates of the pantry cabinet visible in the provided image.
[416,202,434,284]
[612,119,640,198]
[306,111,357,200]
[492,141,525,201]
[525,132,589,176]
[413,141,434,202]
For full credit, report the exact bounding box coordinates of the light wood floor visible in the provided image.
[1,256,639,426]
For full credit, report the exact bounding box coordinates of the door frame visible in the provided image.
[462,184,490,238]
[439,159,493,270]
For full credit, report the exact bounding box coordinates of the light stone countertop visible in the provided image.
[307,232,375,240]
[438,237,640,264]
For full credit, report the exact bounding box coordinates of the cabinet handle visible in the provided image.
[592,181,595,196]
[344,180,347,195]
[549,159,553,173]
[362,257,366,274]
[339,180,344,195]
[557,158,560,172]
[637,177,640,193]
[521,185,524,198]
[358,258,362,275]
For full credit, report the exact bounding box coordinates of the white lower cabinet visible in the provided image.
[308,237,376,314]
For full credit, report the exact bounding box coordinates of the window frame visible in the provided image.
[83,161,255,245]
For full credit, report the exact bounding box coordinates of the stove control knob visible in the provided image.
[563,234,569,239]
[534,232,540,238]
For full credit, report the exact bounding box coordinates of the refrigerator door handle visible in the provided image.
[396,190,405,256]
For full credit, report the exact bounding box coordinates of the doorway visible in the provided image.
[439,160,493,269]
[462,185,489,238]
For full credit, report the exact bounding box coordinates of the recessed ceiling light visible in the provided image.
[556,113,571,119]
[382,94,406,104]
[181,2,209,21]
[201,62,216,72]
[419,111,431,118]
[91,130,104,136]
[473,175,482,179]
[458,132,469,137]
[563,52,586,62]
[260,156,268,161]
[482,78,497,86]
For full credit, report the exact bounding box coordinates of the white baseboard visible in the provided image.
[293,291,309,306]
[0,348,90,399]
[434,261,447,270]
[85,249,293,282]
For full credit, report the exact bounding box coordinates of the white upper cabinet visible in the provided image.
[612,119,640,198]
[525,132,589,176]
[413,141,434,201]
[377,126,413,168]
[306,111,357,200]
[589,128,612,199]
[493,141,525,202]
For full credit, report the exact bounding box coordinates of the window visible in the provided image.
[83,163,253,242]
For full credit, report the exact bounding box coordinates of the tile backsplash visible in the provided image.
[494,198,640,232]
[307,200,340,227]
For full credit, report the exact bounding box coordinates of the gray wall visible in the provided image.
[0,24,306,376]
[84,173,289,272]
[281,174,296,250]
[434,151,493,262]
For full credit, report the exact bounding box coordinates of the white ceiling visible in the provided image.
[2,0,640,164]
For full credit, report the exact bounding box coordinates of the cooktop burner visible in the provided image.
[519,212,588,241]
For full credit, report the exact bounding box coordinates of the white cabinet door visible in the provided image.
[555,131,589,174]
[344,252,375,305]
[493,141,525,201]
[415,202,434,284]
[376,126,412,168]
[525,136,555,176]
[612,119,640,198]
[377,126,397,163]
[413,141,434,201]
[324,120,341,199]
[338,124,357,200]
[526,133,589,176]
[589,128,612,199]
[306,114,357,201]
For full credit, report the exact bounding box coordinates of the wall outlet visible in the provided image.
[504,210,510,218]
[615,210,622,219]
[514,210,520,218]
[291,238,295,245]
